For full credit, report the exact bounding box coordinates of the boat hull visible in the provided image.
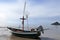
[11,31,41,38]
[7,27,41,38]
[12,32,39,38]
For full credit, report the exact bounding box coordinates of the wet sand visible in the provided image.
[0,25,60,40]
[0,28,38,40]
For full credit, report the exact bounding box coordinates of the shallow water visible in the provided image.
[0,25,60,40]
[40,25,60,40]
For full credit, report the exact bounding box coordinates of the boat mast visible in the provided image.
[20,1,26,31]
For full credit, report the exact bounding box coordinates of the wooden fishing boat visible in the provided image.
[7,27,41,38]
[7,1,44,38]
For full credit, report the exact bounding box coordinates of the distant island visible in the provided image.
[51,22,60,25]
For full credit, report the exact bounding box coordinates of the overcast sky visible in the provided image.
[0,0,60,27]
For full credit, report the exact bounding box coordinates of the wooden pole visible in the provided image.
[22,16,24,31]
[20,1,26,31]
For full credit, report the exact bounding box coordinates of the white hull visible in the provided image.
[7,27,41,38]
[11,31,41,38]
[12,31,38,34]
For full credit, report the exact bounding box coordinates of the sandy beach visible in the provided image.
[0,25,60,40]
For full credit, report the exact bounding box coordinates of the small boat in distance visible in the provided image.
[7,1,44,38]
[51,22,60,25]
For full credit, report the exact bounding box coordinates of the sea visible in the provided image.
[0,25,60,40]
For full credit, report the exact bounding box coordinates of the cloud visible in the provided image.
[27,0,60,18]
[0,0,60,26]
[0,0,17,3]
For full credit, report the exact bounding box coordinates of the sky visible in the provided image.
[0,0,60,27]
